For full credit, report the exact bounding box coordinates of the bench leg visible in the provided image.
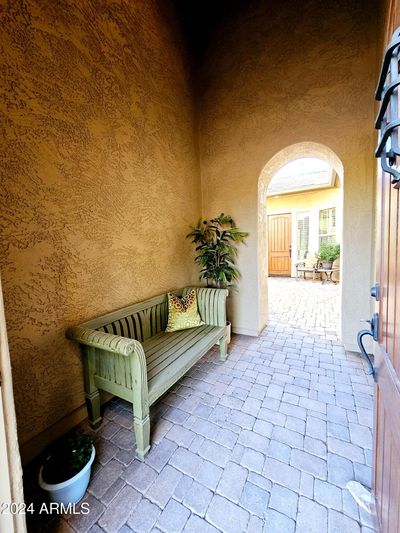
[129,347,151,460]
[132,384,150,461]
[219,336,228,362]
[83,347,102,428]
[133,413,150,461]
[86,391,102,429]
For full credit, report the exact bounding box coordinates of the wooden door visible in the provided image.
[268,213,292,276]
[374,3,400,532]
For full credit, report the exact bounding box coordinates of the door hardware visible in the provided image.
[356,283,380,381]
[370,283,380,301]
[357,313,378,381]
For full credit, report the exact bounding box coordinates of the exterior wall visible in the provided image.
[198,0,378,349]
[267,187,342,277]
[0,0,201,461]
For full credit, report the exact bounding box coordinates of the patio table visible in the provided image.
[317,268,339,284]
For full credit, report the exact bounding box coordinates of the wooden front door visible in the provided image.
[268,213,292,276]
[374,4,400,532]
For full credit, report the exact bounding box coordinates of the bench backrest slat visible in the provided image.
[82,290,185,342]
[80,287,226,342]
[193,287,228,327]
[96,302,168,342]
[95,349,132,388]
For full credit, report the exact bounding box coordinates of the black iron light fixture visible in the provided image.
[375,26,400,187]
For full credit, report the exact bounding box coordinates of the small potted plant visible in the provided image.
[187,214,249,343]
[39,432,95,505]
[317,242,340,269]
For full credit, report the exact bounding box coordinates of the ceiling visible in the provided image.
[173,0,252,62]
[267,158,338,196]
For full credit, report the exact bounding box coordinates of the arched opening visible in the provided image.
[258,142,344,337]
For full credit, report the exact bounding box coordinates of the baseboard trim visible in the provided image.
[344,342,363,353]
[20,392,112,465]
[232,326,262,337]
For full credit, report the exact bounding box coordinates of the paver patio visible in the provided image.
[26,278,375,532]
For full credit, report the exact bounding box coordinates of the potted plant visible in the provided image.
[39,432,95,505]
[317,242,340,269]
[187,214,249,343]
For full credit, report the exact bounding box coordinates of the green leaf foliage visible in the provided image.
[186,213,249,289]
[317,242,340,262]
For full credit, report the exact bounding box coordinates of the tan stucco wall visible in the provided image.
[198,0,378,348]
[267,188,341,218]
[0,0,201,460]
[267,186,342,276]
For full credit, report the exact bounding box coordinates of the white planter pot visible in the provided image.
[39,446,95,505]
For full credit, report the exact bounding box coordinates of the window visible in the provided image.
[319,207,336,245]
[297,213,309,260]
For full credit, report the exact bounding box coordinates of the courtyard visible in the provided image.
[25,278,375,533]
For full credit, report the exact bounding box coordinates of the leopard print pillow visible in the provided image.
[165,289,204,332]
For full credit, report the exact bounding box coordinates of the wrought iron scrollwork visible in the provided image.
[375,27,400,187]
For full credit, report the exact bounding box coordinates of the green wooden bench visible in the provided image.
[66,287,228,460]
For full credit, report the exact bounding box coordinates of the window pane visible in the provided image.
[319,208,336,240]
[297,213,309,260]
[319,235,335,246]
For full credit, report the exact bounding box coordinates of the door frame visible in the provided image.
[0,276,26,533]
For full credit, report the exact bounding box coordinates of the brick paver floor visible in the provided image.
[26,278,375,532]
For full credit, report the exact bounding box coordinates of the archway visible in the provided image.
[258,142,344,337]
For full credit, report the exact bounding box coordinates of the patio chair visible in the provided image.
[295,253,321,281]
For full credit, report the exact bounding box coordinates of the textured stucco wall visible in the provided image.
[0,0,201,459]
[198,0,378,347]
[267,187,341,219]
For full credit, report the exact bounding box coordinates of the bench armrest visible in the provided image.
[192,287,228,327]
[66,326,143,356]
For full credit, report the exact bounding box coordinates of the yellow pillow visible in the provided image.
[165,289,204,332]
